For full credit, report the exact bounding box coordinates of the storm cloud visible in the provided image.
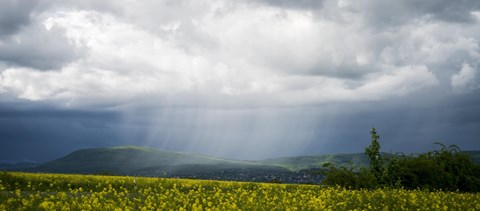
[0,0,479,162]
[0,0,37,36]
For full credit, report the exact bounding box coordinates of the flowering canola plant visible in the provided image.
[1,172,479,210]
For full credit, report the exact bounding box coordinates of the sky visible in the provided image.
[1,0,480,163]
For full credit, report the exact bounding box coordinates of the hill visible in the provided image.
[261,151,480,171]
[30,146,254,175]
[11,146,480,184]
[27,145,317,183]
[28,146,374,174]
[258,153,370,171]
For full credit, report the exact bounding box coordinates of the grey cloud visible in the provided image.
[285,61,379,80]
[361,0,480,28]
[451,63,480,93]
[172,20,219,53]
[405,0,480,23]
[0,22,82,70]
[37,0,122,15]
[0,0,37,37]
[256,0,324,10]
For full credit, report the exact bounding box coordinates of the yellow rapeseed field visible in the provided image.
[0,172,479,210]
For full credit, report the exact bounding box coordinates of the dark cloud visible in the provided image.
[406,0,480,23]
[362,0,480,28]
[0,0,37,37]
[0,104,127,162]
[254,0,479,25]
[2,89,479,163]
[303,92,480,154]
[0,0,83,70]
[0,22,82,70]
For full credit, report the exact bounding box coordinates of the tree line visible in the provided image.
[321,128,480,192]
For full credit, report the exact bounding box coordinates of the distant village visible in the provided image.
[131,168,325,184]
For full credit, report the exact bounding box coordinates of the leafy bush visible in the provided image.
[322,128,480,192]
[392,143,480,192]
[321,164,378,189]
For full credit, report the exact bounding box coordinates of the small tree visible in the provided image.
[365,128,384,183]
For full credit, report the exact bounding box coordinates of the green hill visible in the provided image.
[18,145,480,178]
[258,153,371,171]
[30,146,254,175]
[260,151,480,171]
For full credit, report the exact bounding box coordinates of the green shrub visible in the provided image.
[322,128,480,192]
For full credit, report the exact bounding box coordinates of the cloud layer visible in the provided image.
[1,0,480,161]
[1,0,478,107]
